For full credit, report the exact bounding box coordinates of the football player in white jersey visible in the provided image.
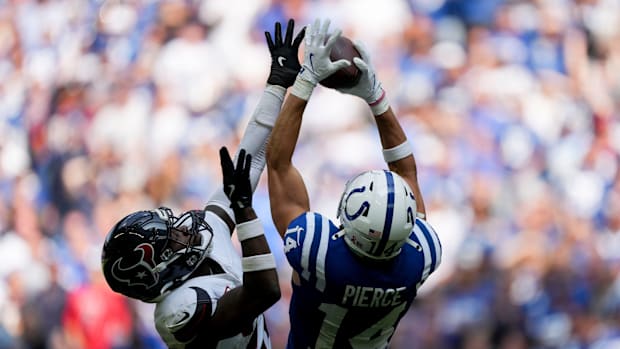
[101,20,305,348]
[266,19,442,348]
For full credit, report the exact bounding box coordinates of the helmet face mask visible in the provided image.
[337,170,417,261]
[101,208,213,302]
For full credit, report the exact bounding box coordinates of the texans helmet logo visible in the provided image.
[110,243,159,289]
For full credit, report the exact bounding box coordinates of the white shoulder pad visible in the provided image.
[154,274,239,347]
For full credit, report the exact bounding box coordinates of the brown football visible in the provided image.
[319,35,362,89]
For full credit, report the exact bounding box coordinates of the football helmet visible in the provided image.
[337,170,416,260]
[101,207,213,302]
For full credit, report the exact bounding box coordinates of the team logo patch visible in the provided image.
[110,243,159,289]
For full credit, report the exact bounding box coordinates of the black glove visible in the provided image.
[220,147,253,210]
[265,19,306,88]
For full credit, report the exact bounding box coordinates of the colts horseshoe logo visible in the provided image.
[111,243,159,289]
[344,186,370,220]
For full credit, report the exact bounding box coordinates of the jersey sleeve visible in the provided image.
[410,218,443,285]
[282,212,312,274]
[282,212,335,291]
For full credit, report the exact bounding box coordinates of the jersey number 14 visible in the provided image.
[316,302,408,348]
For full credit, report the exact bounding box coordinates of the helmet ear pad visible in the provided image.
[338,170,416,260]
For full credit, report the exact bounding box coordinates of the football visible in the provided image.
[319,35,362,89]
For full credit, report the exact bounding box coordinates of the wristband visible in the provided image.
[369,89,389,116]
[242,254,276,272]
[290,75,316,101]
[236,218,264,242]
[382,140,413,163]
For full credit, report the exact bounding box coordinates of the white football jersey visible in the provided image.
[154,209,271,349]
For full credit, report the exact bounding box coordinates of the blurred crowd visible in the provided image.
[0,0,619,348]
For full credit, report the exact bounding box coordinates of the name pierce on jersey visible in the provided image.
[341,285,406,307]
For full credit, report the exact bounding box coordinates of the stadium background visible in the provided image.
[0,0,619,348]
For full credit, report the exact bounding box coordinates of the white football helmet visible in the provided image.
[337,170,417,260]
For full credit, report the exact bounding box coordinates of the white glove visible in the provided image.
[291,18,351,100]
[336,41,390,115]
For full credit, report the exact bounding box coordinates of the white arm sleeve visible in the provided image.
[206,85,286,219]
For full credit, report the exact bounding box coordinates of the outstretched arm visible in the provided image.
[267,94,311,236]
[374,107,426,217]
[206,19,305,232]
[190,148,280,344]
[336,42,426,217]
[267,18,351,236]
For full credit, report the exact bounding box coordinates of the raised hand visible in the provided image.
[220,147,253,210]
[336,42,381,101]
[336,41,389,115]
[298,18,351,85]
[265,19,306,88]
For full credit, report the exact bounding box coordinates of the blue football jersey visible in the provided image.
[283,212,442,349]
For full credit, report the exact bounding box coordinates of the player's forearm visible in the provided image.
[236,85,286,190]
[374,107,414,172]
[233,207,258,226]
[374,107,407,149]
[266,94,306,170]
[236,215,281,306]
[247,85,286,131]
[373,107,415,174]
[374,107,427,215]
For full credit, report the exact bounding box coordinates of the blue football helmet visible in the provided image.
[101,207,213,302]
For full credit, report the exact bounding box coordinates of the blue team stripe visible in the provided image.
[375,171,395,256]
[300,213,316,281]
[307,213,324,288]
[314,216,330,292]
[417,220,437,274]
[412,224,432,282]
[425,221,442,267]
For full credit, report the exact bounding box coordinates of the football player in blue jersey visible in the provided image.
[266,18,443,348]
[101,20,305,348]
